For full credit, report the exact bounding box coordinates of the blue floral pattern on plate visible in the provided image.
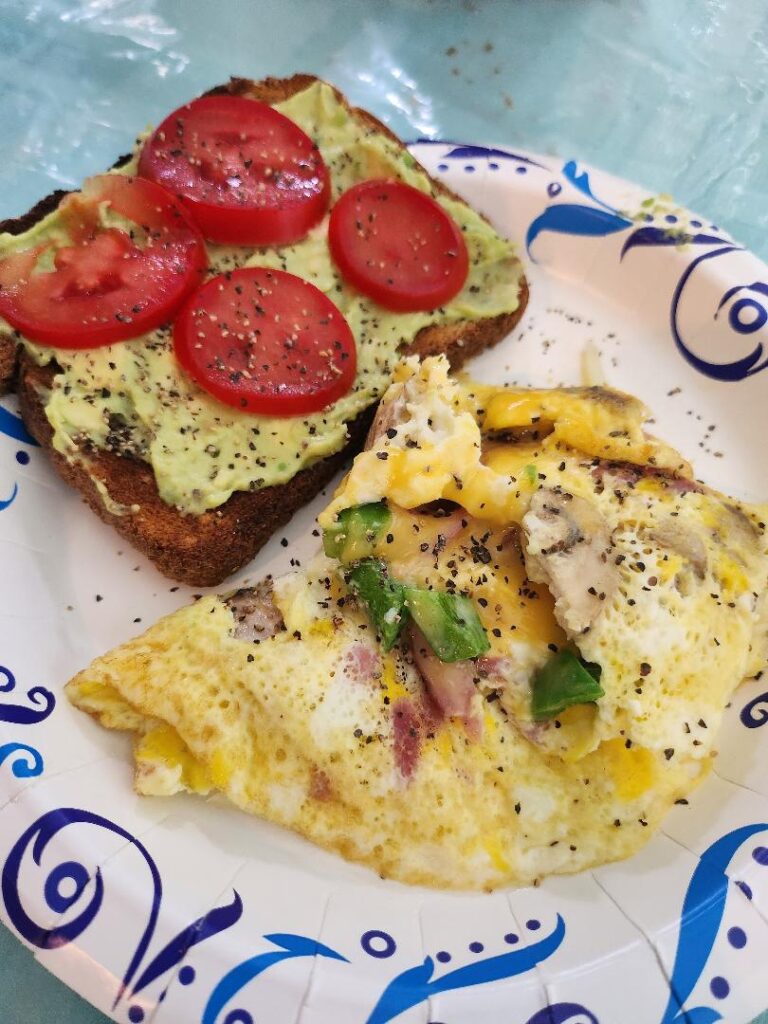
[0,404,37,512]
[437,145,768,383]
[0,665,51,780]
[3,809,765,1024]
[2,808,243,1023]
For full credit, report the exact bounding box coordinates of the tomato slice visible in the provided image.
[138,95,330,246]
[173,267,356,416]
[328,179,469,312]
[0,175,206,349]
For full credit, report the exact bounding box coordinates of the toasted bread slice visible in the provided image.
[0,73,528,586]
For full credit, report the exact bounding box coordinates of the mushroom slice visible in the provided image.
[522,488,618,635]
[365,389,407,449]
[650,519,708,580]
[226,581,284,642]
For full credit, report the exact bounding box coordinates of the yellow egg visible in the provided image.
[67,356,768,890]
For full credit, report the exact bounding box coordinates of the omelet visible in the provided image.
[67,357,768,890]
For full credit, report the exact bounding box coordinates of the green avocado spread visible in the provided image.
[0,81,522,516]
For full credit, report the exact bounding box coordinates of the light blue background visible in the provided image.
[1,1,767,1021]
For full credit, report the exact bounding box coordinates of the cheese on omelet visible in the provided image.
[67,357,768,890]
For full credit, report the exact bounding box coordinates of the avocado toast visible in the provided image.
[0,74,528,586]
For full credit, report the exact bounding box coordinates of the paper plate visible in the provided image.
[1,143,767,1024]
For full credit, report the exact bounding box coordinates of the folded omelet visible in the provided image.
[68,357,768,890]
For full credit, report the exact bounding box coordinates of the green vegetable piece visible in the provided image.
[346,559,408,650]
[522,464,538,485]
[531,650,605,721]
[323,502,391,563]
[405,589,490,662]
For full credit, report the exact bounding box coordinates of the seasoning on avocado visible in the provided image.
[404,588,490,662]
[337,530,490,660]
[346,558,407,650]
[1,81,522,517]
[323,502,391,562]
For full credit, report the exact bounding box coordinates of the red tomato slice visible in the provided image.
[0,175,206,349]
[138,95,330,246]
[173,267,356,416]
[328,179,469,312]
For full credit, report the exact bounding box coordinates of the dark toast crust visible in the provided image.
[16,351,376,585]
[1,74,529,586]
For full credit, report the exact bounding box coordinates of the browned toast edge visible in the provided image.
[3,73,529,586]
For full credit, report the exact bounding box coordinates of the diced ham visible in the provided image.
[475,654,513,680]
[410,626,476,718]
[341,641,381,685]
[309,767,333,802]
[409,625,482,740]
[391,694,440,779]
[392,697,422,779]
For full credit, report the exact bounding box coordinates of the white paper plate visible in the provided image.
[1,144,768,1024]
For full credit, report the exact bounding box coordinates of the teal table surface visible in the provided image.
[1,1,767,1021]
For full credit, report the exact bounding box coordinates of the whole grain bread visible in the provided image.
[1,73,528,586]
